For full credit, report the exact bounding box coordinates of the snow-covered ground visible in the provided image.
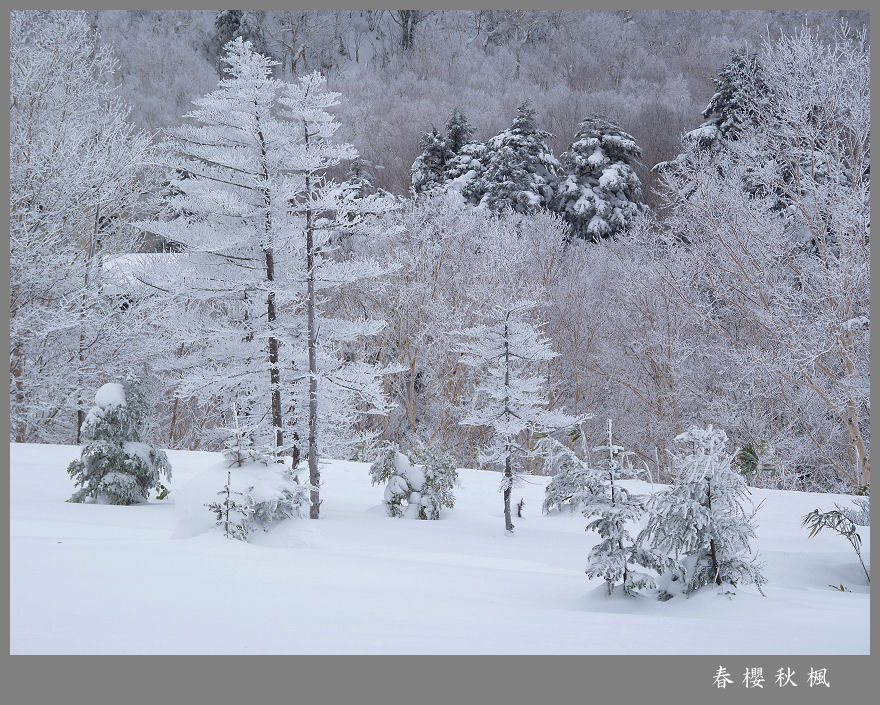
[10,443,869,654]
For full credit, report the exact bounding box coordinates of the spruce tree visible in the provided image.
[555,116,647,241]
[67,379,171,505]
[445,107,475,153]
[476,102,561,214]
[411,127,452,195]
[640,426,767,596]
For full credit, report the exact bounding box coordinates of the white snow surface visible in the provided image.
[10,443,869,654]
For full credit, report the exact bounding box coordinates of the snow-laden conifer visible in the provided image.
[67,379,171,505]
[476,102,560,214]
[458,300,575,532]
[640,425,766,596]
[538,433,602,514]
[411,127,451,195]
[583,421,659,596]
[369,442,458,519]
[555,116,647,241]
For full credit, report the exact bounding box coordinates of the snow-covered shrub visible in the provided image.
[640,426,766,597]
[67,380,171,505]
[369,441,457,520]
[538,436,602,513]
[803,497,870,583]
[206,457,308,542]
[409,446,459,520]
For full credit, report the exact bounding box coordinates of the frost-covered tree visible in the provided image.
[641,426,766,596]
[67,379,171,505]
[141,38,296,459]
[654,25,870,492]
[10,10,159,444]
[581,421,659,596]
[140,40,395,503]
[539,433,602,514]
[554,116,647,241]
[368,442,458,519]
[410,127,451,194]
[444,107,475,153]
[459,300,575,532]
[476,102,561,214]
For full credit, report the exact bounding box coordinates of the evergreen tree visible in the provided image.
[445,107,475,153]
[208,10,274,74]
[539,435,603,514]
[640,426,767,596]
[458,300,576,532]
[411,127,452,194]
[691,49,767,148]
[476,101,561,214]
[369,442,458,520]
[583,421,658,596]
[67,379,171,505]
[555,115,647,241]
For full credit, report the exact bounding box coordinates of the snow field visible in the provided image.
[10,443,869,654]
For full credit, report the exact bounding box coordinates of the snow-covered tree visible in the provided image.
[641,426,766,596]
[579,421,659,595]
[539,433,602,514]
[444,107,475,153]
[67,379,171,505]
[458,300,576,532]
[369,442,458,519]
[410,127,451,194]
[554,116,647,241]
[653,24,869,492]
[10,10,159,444]
[140,40,396,513]
[476,102,561,214]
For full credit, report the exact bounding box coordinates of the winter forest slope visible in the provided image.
[10,444,869,654]
[93,9,866,199]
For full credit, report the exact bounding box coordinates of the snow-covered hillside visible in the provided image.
[10,443,869,654]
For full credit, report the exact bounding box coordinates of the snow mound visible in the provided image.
[94,382,126,408]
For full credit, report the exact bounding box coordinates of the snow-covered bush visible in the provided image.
[369,441,457,520]
[206,464,308,542]
[538,436,602,514]
[409,445,459,520]
[67,380,171,505]
[204,402,308,541]
[640,426,766,597]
